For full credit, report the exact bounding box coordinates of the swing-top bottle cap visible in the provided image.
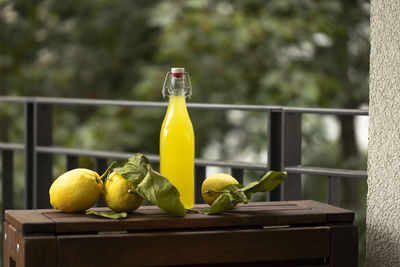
[171,67,185,74]
[163,67,191,98]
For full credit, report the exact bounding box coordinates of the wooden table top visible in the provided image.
[5,200,354,234]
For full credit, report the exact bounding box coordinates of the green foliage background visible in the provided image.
[0,0,369,265]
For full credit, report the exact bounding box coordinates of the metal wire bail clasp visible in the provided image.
[162,71,192,99]
[184,72,192,99]
[162,72,171,98]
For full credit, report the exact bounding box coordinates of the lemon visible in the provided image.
[49,168,103,213]
[103,172,144,212]
[201,173,239,205]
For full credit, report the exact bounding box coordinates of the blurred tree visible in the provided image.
[0,0,159,98]
[0,0,370,196]
[145,0,369,203]
[0,1,369,264]
[0,0,369,149]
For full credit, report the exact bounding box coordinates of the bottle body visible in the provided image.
[160,95,195,208]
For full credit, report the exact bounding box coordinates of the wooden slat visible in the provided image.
[6,223,16,260]
[48,210,326,234]
[4,210,54,234]
[5,201,353,234]
[40,203,327,233]
[15,230,24,267]
[42,202,306,220]
[3,222,14,267]
[3,222,9,267]
[297,200,354,223]
[15,230,57,267]
[58,226,330,267]
[330,224,358,267]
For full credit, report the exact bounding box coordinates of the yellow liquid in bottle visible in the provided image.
[160,95,195,209]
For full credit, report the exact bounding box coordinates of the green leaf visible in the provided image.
[188,208,210,215]
[241,171,287,199]
[113,153,150,187]
[192,171,287,215]
[193,184,246,215]
[86,210,127,219]
[210,184,248,203]
[208,193,240,214]
[203,183,244,195]
[136,165,186,216]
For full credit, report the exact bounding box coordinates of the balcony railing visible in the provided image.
[0,96,368,216]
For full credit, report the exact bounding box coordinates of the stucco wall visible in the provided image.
[367,1,400,266]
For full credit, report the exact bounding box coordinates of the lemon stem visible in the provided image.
[97,161,117,183]
[128,189,139,196]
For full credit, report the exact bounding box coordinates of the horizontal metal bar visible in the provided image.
[284,166,367,179]
[0,96,369,114]
[35,97,169,108]
[36,146,133,159]
[196,159,265,170]
[188,103,280,111]
[35,97,281,111]
[0,142,24,150]
[35,146,267,170]
[283,107,368,116]
[0,96,281,111]
[0,96,34,103]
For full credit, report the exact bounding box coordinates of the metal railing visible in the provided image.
[0,96,368,215]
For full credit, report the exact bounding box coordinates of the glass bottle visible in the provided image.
[160,67,195,209]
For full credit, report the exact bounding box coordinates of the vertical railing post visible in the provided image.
[95,158,108,207]
[195,166,206,204]
[66,155,79,170]
[231,168,244,185]
[269,110,283,201]
[24,102,35,209]
[34,104,53,208]
[281,111,302,200]
[328,176,341,206]
[2,150,14,220]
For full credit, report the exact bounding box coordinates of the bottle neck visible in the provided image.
[168,77,186,96]
[168,95,187,106]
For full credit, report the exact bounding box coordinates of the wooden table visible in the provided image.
[3,200,357,267]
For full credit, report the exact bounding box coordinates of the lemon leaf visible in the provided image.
[114,153,150,187]
[136,165,186,216]
[240,171,287,199]
[86,210,127,219]
[193,171,287,215]
[208,193,240,214]
[190,193,240,215]
[194,184,246,215]
[113,154,186,216]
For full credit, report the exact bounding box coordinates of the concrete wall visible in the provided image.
[367,1,400,266]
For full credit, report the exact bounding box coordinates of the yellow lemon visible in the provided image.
[49,168,102,212]
[201,173,239,205]
[104,172,144,212]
